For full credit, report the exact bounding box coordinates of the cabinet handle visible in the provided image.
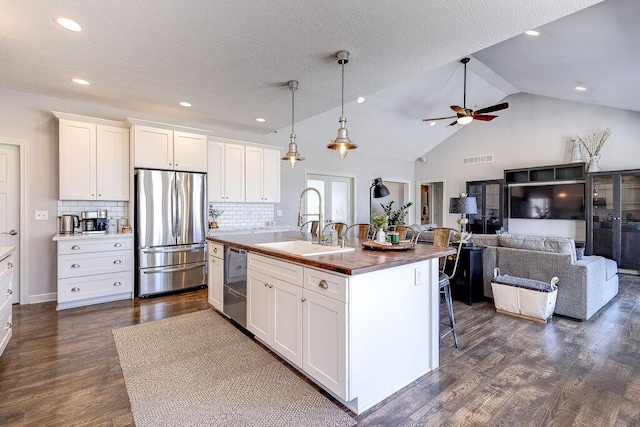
[71,245,80,250]
[98,194,101,197]
[114,243,122,247]
[4,322,11,330]
[6,289,12,295]
[7,261,13,269]
[113,282,122,287]
[301,297,306,302]
[71,263,80,268]
[318,280,329,289]
[113,260,122,264]
[71,287,80,292]
[264,283,268,287]
[268,284,273,288]
[91,193,95,196]
[213,247,218,254]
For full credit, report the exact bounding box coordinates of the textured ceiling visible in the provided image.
[0,0,600,145]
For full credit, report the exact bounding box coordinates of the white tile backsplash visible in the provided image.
[57,200,129,222]
[209,202,274,228]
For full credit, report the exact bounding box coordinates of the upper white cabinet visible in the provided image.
[207,140,245,202]
[245,147,281,203]
[55,112,130,201]
[132,124,208,172]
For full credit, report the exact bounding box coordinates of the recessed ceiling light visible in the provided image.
[574,86,587,91]
[71,78,90,85]
[256,117,266,123]
[525,30,539,36]
[429,121,437,127]
[179,101,192,107]
[55,17,82,32]
[356,96,365,104]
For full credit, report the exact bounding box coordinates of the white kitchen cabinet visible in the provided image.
[207,242,223,311]
[207,140,245,202]
[245,147,281,203]
[133,125,208,172]
[55,113,130,201]
[54,235,134,310]
[0,248,15,357]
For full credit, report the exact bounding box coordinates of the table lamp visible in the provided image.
[449,194,478,234]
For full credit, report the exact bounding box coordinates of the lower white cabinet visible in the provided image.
[54,235,134,310]
[208,242,223,311]
[0,249,15,357]
[247,253,347,399]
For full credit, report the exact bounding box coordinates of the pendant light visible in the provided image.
[282,80,305,168]
[327,50,357,158]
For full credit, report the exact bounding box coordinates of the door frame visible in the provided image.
[0,137,29,305]
[415,179,447,228]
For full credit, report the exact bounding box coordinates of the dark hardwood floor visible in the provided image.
[1,275,639,426]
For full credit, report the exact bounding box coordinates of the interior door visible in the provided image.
[306,174,353,227]
[0,144,19,302]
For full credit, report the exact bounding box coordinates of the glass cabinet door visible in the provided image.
[485,183,502,234]
[466,180,505,234]
[590,174,615,260]
[620,173,640,270]
[467,182,484,234]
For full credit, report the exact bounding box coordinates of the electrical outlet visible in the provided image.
[276,210,283,216]
[35,210,49,221]
[414,268,422,286]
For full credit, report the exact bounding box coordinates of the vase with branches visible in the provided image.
[380,201,414,226]
[575,127,612,172]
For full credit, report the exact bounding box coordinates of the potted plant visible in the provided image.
[381,201,414,226]
[208,207,224,229]
[371,213,389,243]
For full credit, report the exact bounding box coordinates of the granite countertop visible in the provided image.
[52,232,134,241]
[0,246,15,260]
[207,231,455,276]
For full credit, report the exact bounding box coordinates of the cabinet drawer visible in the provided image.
[248,253,303,286]
[209,242,224,259]
[58,271,133,303]
[58,238,133,255]
[0,254,14,281]
[0,267,12,314]
[58,250,133,279]
[0,301,12,356]
[303,268,348,303]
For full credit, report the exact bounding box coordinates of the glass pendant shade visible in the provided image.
[282,80,304,168]
[328,51,357,158]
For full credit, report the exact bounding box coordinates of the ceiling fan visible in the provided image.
[423,57,509,127]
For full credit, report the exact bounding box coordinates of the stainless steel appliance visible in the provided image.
[135,169,207,297]
[59,214,79,234]
[80,211,99,233]
[97,209,108,231]
[223,246,247,328]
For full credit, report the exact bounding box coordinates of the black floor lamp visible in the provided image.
[370,178,390,222]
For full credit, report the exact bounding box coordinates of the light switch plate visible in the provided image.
[276,210,283,216]
[35,210,49,220]
[414,267,422,285]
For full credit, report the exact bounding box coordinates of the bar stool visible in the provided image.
[433,227,462,348]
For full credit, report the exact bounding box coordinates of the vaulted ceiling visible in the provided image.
[3,0,634,161]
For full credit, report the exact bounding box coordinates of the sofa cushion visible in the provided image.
[498,234,576,263]
[470,234,499,247]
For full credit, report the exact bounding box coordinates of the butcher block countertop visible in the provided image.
[207,231,455,276]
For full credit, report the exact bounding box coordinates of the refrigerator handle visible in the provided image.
[173,176,179,238]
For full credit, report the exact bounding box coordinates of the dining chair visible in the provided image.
[433,227,462,348]
[390,225,411,241]
[345,223,373,239]
[322,222,348,238]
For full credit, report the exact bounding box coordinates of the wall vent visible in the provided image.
[462,154,494,165]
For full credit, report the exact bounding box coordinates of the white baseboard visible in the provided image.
[29,292,57,304]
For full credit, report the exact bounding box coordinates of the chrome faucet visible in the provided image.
[298,187,323,244]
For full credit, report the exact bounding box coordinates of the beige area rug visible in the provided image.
[112,309,356,427]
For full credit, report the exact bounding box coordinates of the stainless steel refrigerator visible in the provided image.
[135,169,207,297]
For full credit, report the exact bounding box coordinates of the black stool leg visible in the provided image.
[443,283,459,348]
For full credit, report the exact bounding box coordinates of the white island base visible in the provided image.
[242,251,440,416]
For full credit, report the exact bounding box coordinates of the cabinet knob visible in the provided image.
[4,322,11,330]
[113,260,122,264]
[268,284,273,289]
[71,263,80,268]
[301,297,306,302]
[113,282,122,287]
[6,289,12,296]
[114,243,122,247]
[264,283,268,287]
[7,261,13,269]
[213,248,218,254]
[91,194,95,196]
[318,280,329,289]
[71,287,80,292]
[98,194,101,197]
[71,245,80,250]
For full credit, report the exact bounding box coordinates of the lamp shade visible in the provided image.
[371,178,390,198]
[449,196,477,214]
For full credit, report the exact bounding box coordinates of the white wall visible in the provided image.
[0,87,264,302]
[416,92,640,239]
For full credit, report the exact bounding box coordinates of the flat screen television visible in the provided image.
[509,183,585,220]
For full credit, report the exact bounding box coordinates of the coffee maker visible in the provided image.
[80,211,98,232]
[97,209,108,231]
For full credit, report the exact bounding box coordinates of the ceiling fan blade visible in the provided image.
[450,105,466,115]
[473,114,498,121]
[446,119,459,127]
[423,115,457,121]
[475,102,509,115]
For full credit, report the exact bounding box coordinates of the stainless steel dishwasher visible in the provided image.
[223,246,247,328]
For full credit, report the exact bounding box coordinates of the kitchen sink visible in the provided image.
[254,240,355,257]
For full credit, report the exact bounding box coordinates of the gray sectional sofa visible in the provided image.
[468,233,619,320]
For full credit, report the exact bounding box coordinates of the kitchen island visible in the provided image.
[207,231,454,415]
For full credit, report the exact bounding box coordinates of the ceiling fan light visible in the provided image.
[457,115,473,125]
